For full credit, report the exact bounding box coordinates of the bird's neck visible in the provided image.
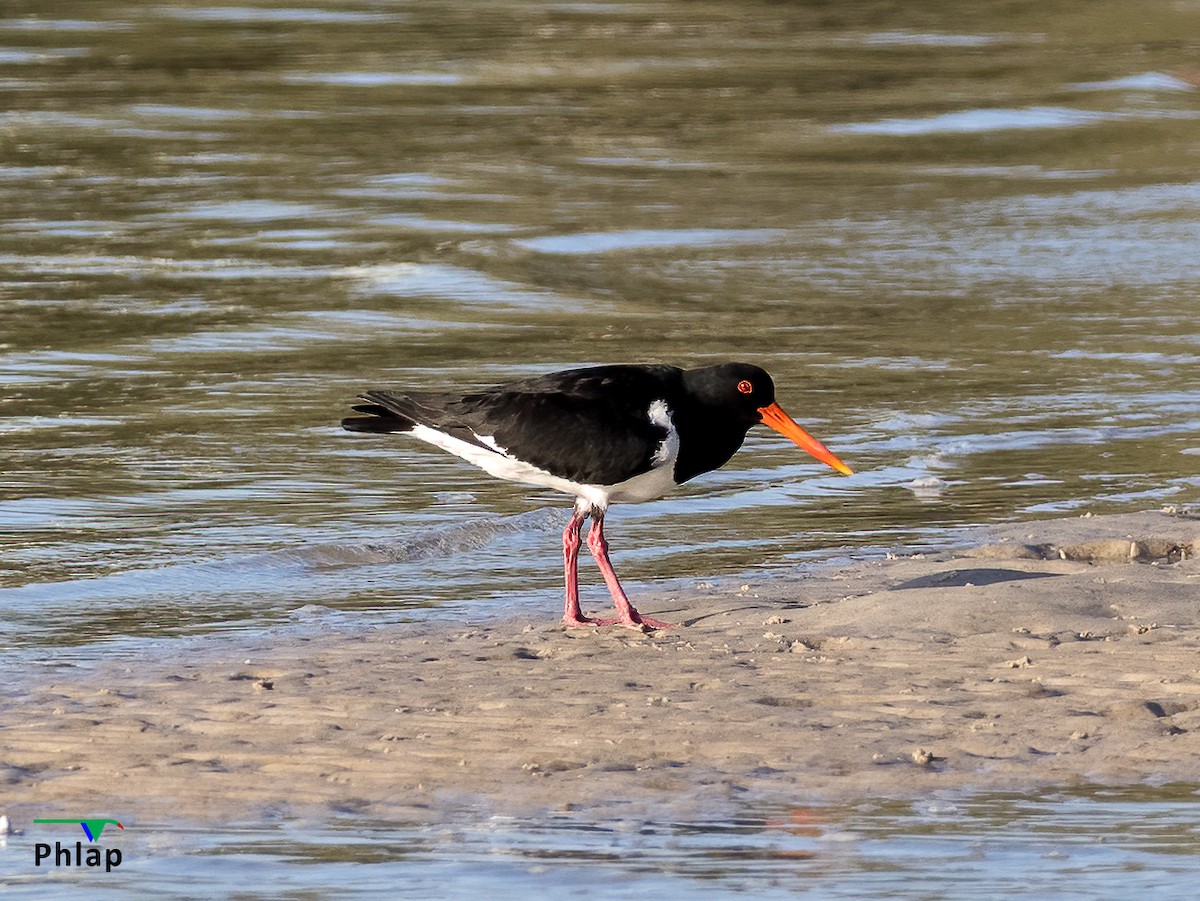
[670,404,753,484]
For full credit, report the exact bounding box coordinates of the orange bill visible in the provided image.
[757,402,854,476]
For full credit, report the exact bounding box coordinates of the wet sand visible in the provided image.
[4,510,1199,825]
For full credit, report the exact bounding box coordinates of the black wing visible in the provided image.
[455,366,682,485]
[347,365,682,486]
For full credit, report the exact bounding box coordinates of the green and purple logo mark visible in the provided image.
[33,818,125,872]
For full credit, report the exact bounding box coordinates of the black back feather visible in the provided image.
[341,363,768,486]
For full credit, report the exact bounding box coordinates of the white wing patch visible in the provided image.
[647,399,679,466]
[473,433,508,455]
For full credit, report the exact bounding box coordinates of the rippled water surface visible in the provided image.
[2,1,1199,653]
[5,788,1200,899]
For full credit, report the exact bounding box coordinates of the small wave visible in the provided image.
[1070,72,1196,93]
[832,106,1118,136]
[0,509,564,609]
[277,508,563,568]
[513,228,787,254]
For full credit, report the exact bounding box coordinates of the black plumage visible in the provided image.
[343,363,773,487]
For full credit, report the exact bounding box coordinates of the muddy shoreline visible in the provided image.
[4,510,1199,827]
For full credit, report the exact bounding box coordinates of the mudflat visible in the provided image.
[4,510,1199,825]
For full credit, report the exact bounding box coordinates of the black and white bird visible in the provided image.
[342,362,853,630]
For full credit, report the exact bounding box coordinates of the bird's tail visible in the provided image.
[341,404,414,433]
[342,389,451,434]
[341,397,417,434]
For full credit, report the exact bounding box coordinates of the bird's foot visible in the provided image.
[561,609,676,628]
[622,614,677,631]
[563,614,620,628]
[562,613,676,631]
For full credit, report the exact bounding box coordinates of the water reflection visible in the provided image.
[4,788,1198,898]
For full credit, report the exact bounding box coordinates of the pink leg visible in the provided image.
[562,509,614,627]
[585,514,676,630]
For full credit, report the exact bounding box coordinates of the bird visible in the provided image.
[342,362,853,630]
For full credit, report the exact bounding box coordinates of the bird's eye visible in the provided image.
[736,379,753,395]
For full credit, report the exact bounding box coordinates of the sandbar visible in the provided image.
[3,509,1198,826]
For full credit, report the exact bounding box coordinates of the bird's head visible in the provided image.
[687,362,854,476]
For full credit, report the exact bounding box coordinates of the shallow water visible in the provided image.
[3,0,1198,656]
[4,788,1200,899]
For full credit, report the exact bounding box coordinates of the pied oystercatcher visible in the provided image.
[342,362,853,630]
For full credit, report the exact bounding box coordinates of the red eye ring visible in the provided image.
[736,379,753,395]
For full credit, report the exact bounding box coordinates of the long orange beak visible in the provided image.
[758,402,854,476]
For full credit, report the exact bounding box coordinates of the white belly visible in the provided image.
[603,462,679,504]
